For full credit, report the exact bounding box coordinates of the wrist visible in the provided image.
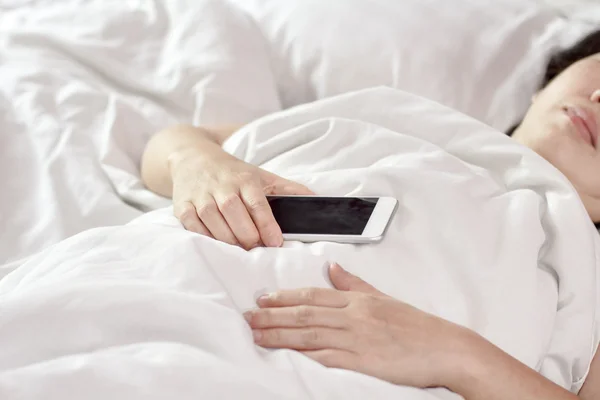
[167,145,229,179]
[438,326,490,394]
[167,148,201,176]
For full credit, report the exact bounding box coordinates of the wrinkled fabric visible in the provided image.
[0,88,598,399]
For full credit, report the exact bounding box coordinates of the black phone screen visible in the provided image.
[267,196,378,235]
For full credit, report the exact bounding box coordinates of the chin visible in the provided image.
[577,191,600,224]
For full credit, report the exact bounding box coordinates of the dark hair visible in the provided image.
[506,29,600,137]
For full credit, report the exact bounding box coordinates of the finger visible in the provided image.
[214,190,261,250]
[244,306,348,329]
[194,197,238,246]
[257,288,350,308]
[240,184,283,248]
[301,349,358,370]
[174,201,212,237]
[329,263,382,295]
[276,180,315,195]
[252,327,352,350]
[264,174,315,196]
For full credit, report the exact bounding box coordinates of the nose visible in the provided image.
[591,90,600,103]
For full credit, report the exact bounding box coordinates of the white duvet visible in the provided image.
[0,0,280,268]
[1,87,599,399]
[2,1,600,399]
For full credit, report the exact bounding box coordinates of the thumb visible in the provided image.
[328,263,382,295]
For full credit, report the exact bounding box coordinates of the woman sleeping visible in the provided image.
[140,29,600,399]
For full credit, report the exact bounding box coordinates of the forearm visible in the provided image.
[448,330,578,400]
[140,124,239,198]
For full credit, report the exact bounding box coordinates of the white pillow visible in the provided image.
[230,0,571,132]
[0,0,282,264]
[541,0,600,20]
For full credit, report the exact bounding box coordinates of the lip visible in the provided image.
[564,106,598,149]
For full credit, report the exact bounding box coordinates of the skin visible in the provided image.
[141,124,313,249]
[140,54,600,398]
[245,263,595,399]
[513,54,600,222]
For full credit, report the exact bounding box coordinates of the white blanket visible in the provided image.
[0,0,280,268]
[1,0,595,271]
[1,87,599,399]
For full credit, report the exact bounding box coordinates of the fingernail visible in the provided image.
[254,288,270,302]
[243,311,253,323]
[322,261,334,286]
[266,236,283,247]
[256,294,270,304]
[252,330,262,341]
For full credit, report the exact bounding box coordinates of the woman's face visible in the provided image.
[514,53,600,221]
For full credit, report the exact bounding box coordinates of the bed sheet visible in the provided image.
[0,0,280,269]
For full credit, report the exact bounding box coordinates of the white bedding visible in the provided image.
[0,0,595,267]
[1,87,599,399]
[0,0,280,268]
[2,1,600,398]
[541,0,600,20]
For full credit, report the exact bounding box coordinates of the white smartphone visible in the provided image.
[266,195,398,244]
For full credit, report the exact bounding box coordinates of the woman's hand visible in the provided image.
[243,263,475,389]
[170,150,313,250]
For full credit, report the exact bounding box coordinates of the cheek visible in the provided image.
[536,133,600,196]
[526,114,570,160]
